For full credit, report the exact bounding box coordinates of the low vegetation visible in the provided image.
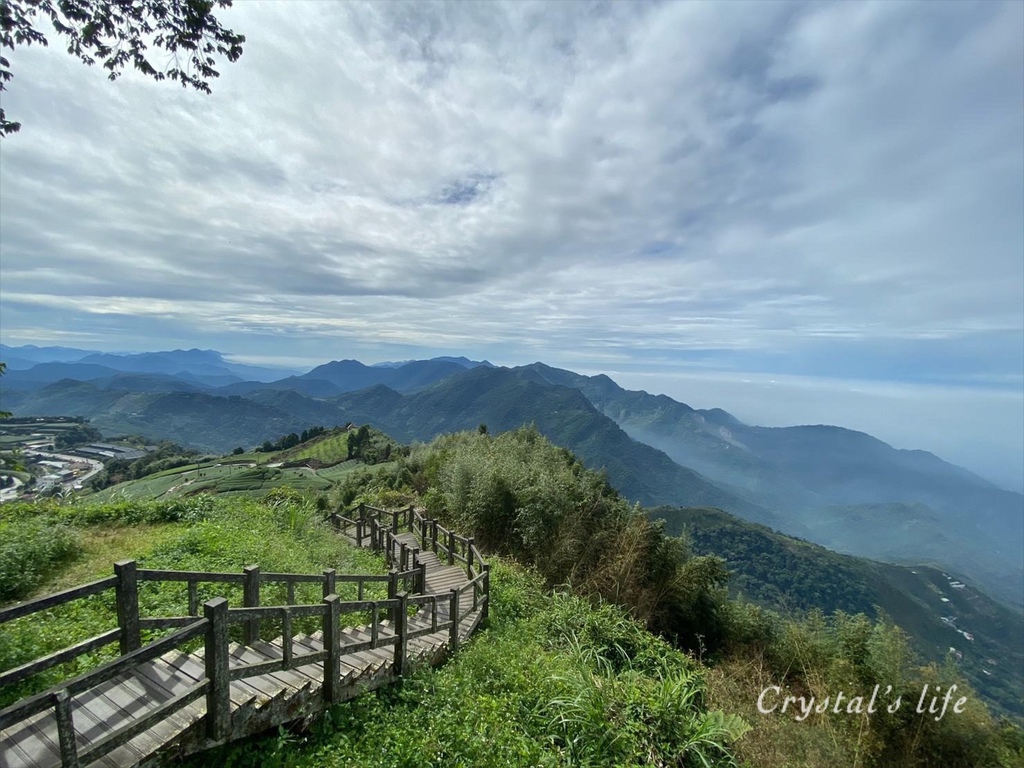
[1,424,1021,766]
[191,561,749,768]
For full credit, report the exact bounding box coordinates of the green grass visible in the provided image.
[318,461,380,483]
[0,495,388,709]
[273,430,351,465]
[86,464,333,501]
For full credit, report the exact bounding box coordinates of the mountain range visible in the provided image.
[1,345,1021,609]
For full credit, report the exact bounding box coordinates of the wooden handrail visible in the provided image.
[0,501,491,767]
[0,576,117,624]
[0,619,208,731]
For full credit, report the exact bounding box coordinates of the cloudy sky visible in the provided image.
[1,1,1022,489]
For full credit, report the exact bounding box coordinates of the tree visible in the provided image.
[1,0,245,136]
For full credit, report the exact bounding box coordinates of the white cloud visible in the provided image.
[0,0,1020,482]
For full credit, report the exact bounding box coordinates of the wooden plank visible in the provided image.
[132,658,199,700]
[192,646,271,709]
[165,649,267,709]
[289,634,366,677]
[0,716,61,768]
[0,619,207,732]
[77,682,207,768]
[100,696,206,768]
[70,684,163,759]
[256,639,321,686]
[90,670,202,741]
[224,646,290,702]
[1,734,50,768]
[273,635,328,680]
[16,716,68,768]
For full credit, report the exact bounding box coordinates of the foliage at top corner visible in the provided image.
[0,0,245,136]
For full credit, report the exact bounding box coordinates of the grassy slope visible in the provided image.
[271,429,351,465]
[87,463,332,501]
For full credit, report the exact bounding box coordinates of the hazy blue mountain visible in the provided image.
[299,358,468,393]
[1,363,126,390]
[217,376,345,398]
[326,366,779,522]
[75,349,290,382]
[0,356,39,371]
[0,344,95,365]
[516,362,1024,607]
[0,380,321,453]
[0,379,129,417]
[89,373,206,394]
[174,371,245,388]
[215,358,471,398]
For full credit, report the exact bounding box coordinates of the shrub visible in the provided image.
[0,518,80,602]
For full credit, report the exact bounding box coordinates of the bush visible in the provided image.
[0,518,80,602]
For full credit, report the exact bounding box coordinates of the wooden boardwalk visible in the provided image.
[0,507,489,768]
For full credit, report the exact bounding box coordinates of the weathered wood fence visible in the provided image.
[0,504,489,767]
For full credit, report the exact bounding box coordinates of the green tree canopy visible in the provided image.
[1,0,245,136]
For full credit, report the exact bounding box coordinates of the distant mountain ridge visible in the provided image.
[2,348,1021,607]
[516,362,1024,608]
[0,346,292,385]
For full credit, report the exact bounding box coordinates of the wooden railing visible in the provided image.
[0,504,490,767]
[327,503,490,624]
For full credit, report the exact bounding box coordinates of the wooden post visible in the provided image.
[243,565,261,644]
[282,607,293,669]
[407,505,415,532]
[467,538,475,576]
[204,597,230,740]
[323,568,336,599]
[419,560,428,595]
[387,569,398,623]
[54,689,79,767]
[482,563,491,622]
[358,501,365,524]
[400,542,408,571]
[188,580,199,617]
[431,520,439,554]
[448,530,456,566]
[420,516,427,546]
[392,507,399,532]
[114,560,140,655]
[393,592,408,676]
[449,589,460,654]
[323,594,341,705]
[356,519,363,548]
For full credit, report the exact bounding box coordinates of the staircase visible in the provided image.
[0,506,488,767]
